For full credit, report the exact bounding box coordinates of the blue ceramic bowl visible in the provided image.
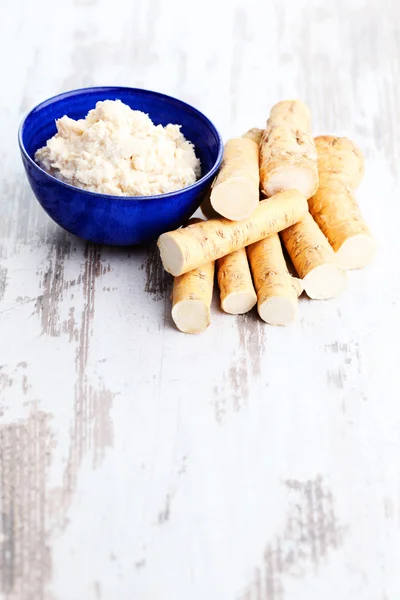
[18,86,223,245]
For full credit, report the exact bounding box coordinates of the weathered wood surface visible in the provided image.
[1,0,400,598]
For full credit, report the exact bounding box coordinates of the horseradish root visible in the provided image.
[171,219,214,334]
[314,135,364,190]
[172,263,214,333]
[269,99,311,131]
[247,234,303,325]
[309,136,375,269]
[260,100,319,199]
[210,137,260,220]
[243,128,264,145]
[158,189,308,277]
[161,104,373,333]
[281,212,347,300]
[208,127,264,221]
[217,248,257,315]
[310,180,374,270]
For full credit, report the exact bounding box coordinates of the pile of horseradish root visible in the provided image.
[157,100,376,334]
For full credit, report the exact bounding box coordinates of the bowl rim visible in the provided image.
[18,85,224,203]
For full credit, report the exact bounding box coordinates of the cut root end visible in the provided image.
[221,291,257,315]
[336,234,376,270]
[258,296,298,325]
[263,165,318,200]
[158,234,185,277]
[211,178,259,221]
[303,263,347,300]
[171,300,210,334]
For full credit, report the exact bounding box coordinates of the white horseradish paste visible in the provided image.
[35,100,201,196]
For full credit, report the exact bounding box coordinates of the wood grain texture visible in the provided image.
[1,0,400,598]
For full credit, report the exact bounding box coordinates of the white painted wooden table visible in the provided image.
[1,0,400,598]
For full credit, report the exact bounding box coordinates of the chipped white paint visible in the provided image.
[1,0,400,599]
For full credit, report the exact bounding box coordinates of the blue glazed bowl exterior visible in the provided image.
[19,87,223,245]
